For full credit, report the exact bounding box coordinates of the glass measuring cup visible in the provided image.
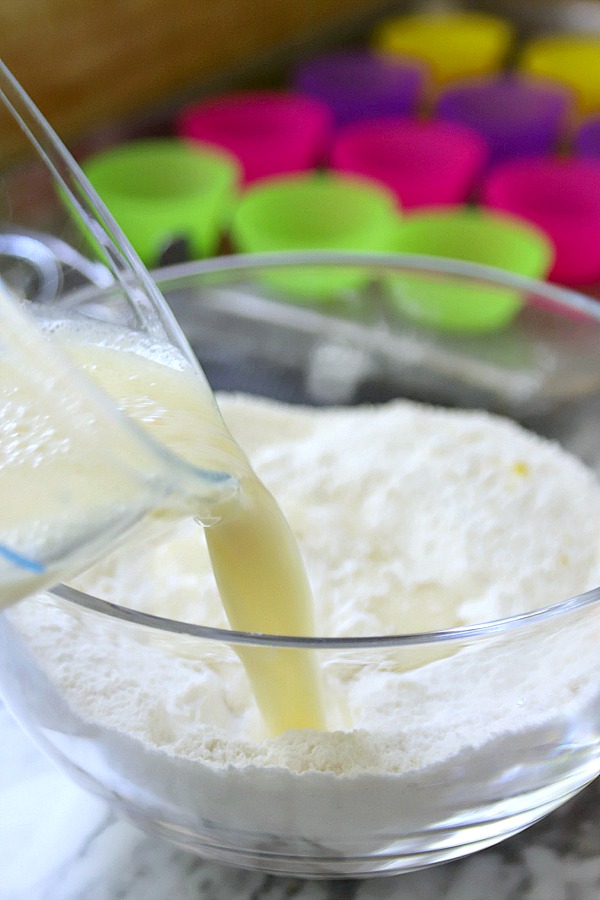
[0,61,326,738]
[0,60,240,605]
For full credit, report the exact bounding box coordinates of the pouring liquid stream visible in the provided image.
[0,285,327,735]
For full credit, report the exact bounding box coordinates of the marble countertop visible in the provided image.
[2,703,600,900]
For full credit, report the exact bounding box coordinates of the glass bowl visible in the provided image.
[2,251,600,879]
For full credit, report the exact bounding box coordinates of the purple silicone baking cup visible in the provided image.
[292,50,425,129]
[574,116,600,158]
[436,75,572,166]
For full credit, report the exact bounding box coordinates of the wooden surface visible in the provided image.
[0,0,392,161]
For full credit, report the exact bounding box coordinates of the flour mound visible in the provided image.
[10,394,600,778]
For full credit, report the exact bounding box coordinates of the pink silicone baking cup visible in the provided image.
[175,91,333,185]
[330,118,488,209]
[482,158,600,286]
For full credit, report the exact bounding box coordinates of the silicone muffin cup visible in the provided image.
[575,116,600,159]
[175,91,332,185]
[230,172,400,296]
[292,50,425,128]
[392,206,554,332]
[82,138,240,266]
[330,117,488,209]
[482,157,600,286]
[436,75,572,166]
[520,35,600,118]
[373,11,513,88]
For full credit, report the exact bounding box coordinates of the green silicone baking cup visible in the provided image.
[82,139,241,266]
[231,172,401,298]
[392,206,554,332]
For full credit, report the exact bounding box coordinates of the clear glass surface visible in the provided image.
[2,252,600,877]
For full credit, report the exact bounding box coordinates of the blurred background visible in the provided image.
[0,0,412,160]
[4,0,600,298]
[0,0,592,159]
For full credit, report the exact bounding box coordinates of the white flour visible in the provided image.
[7,394,600,858]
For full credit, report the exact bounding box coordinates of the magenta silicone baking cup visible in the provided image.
[330,117,488,209]
[436,75,572,166]
[175,91,332,185]
[291,50,425,128]
[482,157,600,285]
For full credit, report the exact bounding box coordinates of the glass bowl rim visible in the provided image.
[47,249,600,649]
[74,248,600,317]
